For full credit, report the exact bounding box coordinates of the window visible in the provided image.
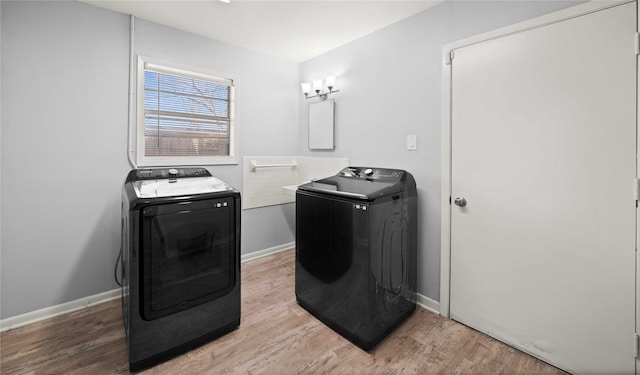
[136,57,237,166]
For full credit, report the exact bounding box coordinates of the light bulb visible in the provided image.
[325,76,336,90]
[313,80,323,93]
[300,82,311,95]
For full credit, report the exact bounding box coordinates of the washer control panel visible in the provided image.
[338,167,404,180]
[131,167,211,181]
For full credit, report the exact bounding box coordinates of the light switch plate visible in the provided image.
[407,135,417,151]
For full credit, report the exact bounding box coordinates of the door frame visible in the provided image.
[439,0,638,318]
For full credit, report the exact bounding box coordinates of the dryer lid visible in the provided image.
[297,166,412,201]
[133,176,233,198]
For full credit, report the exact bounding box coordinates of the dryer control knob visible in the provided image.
[363,168,374,176]
[168,168,179,176]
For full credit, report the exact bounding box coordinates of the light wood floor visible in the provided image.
[1,249,567,374]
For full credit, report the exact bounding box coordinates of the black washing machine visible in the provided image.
[121,167,240,371]
[295,166,417,350]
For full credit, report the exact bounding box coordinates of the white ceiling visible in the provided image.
[80,0,443,62]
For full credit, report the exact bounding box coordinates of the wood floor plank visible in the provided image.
[0,249,567,374]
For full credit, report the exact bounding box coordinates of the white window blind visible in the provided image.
[138,59,236,165]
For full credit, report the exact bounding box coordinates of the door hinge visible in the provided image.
[635,32,640,55]
[634,333,640,357]
[445,50,454,65]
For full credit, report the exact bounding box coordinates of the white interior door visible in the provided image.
[449,2,637,374]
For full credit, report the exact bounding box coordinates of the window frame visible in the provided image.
[136,56,238,167]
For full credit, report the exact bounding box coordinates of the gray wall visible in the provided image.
[1,1,298,319]
[298,0,583,302]
[1,0,584,320]
[1,1,130,320]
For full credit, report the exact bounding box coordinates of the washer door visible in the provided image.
[140,197,236,321]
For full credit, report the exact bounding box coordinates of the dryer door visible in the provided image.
[140,197,236,321]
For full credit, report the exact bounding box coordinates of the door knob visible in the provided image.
[454,197,467,207]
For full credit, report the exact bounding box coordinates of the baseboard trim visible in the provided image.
[1,242,441,332]
[0,242,296,333]
[416,293,440,315]
[241,242,295,263]
[0,288,121,333]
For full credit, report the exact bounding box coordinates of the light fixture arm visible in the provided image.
[306,88,340,101]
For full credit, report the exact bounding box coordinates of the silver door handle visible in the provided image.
[454,197,467,207]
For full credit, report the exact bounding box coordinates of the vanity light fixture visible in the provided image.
[301,76,340,101]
